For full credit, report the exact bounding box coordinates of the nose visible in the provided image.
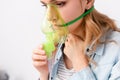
[46,5,58,23]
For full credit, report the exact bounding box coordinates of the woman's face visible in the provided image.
[41,0,88,32]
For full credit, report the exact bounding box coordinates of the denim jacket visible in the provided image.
[47,30,120,80]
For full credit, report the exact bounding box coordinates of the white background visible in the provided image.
[0,0,120,80]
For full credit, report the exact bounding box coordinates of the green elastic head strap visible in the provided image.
[61,6,94,27]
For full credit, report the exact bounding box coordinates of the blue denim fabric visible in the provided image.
[48,30,120,80]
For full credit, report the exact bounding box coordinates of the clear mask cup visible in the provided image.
[41,4,68,59]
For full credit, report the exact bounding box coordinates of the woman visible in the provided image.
[32,0,120,80]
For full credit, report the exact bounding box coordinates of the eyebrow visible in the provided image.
[40,0,56,5]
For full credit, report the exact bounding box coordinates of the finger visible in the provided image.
[66,34,74,42]
[33,49,45,55]
[68,33,73,38]
[33,60,47,67]
[63,47,67,54]
[65,41,69,47]
[32,54,47,61]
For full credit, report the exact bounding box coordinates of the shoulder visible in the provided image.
[93,30,120,65]
[105,30,120,54]
[105,30,120,61]
[106,30,120,44]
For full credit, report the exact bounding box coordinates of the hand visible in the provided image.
[32,44,49,80]
[64,34,88,71]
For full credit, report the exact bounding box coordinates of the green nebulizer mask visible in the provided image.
[41,4,68,59]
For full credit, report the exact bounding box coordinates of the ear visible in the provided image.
[85,0,94,10]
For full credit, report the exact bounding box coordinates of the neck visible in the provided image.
[72,25,85,41]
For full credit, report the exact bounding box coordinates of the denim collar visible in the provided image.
[95,34,106,56]
[86,31,109,57]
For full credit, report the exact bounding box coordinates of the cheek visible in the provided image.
[61,7,82,23]
[60,0,84,22]
[58,2,84,31]
[60,8,83,32]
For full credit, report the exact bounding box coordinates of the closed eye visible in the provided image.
[40,1,47,8]
[55,1,66,7]
[40,1,66,8]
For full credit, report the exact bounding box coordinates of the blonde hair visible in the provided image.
[80,9,120,53]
